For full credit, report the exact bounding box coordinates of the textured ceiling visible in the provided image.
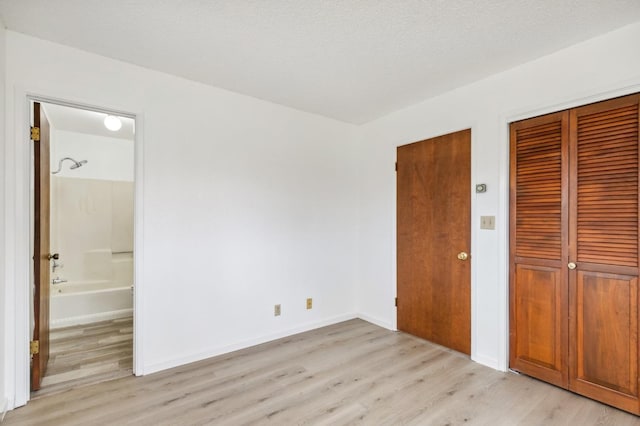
[2,1,640,124]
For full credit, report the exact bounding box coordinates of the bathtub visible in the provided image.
[50,280,133,329]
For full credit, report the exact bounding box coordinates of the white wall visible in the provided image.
[3,31,359,408]
[51,129,134,181]
[0,17,7,416]
[356,22,640,370]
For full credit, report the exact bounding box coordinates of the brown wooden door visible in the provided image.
[510,93,640,414]
[568,95,640,413]
[31,101,51,391]
[509,111,570,388]
[397,129,471,355]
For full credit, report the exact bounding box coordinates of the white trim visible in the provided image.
[132,113,145,376]
[473,353,501,370]
[498,81,640,372]
[11,87,31,408]
[496,114,510,373]
[10,89,144,407]
[23,94,136,120]
[50,309,133,329]
[357,312,394,330]
[468,124,479,369]
[506,80,640,124]
[1,398,8,421]
[390,141,398,333]
[144,312,358,375]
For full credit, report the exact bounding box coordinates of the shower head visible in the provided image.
[69,159,88,170]
[52,157,88,174]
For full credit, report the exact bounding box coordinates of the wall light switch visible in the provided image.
[480,216,495,230]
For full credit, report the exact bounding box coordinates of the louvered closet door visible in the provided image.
[509,111,569,388]
[568,94,640,413]
[511,93,640,415]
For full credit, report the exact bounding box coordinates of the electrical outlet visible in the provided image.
[306,298,313,309]
[274,304,281,316]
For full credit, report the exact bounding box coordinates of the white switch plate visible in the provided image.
[480,216,495,230]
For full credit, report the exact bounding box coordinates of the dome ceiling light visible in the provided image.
[104,115,122,131]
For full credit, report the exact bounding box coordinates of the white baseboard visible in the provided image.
[50,309,133,329]
[1,398,9,421]
[356,312,395,330]
[144,312,358,375]
[472,353,501,371]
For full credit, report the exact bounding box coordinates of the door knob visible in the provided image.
[568,262,577,270]
[457,252,469,261]
[47,253,59,261]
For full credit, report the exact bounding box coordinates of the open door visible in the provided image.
[31,102,52,391]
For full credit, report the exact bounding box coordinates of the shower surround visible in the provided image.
[50,176,134,328]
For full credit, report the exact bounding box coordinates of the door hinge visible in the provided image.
[30,126,40,141]
[395,297,398,307]
[30,340,40,355]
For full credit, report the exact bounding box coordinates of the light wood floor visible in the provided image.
[32,317,133,399]
[6,319,640,425]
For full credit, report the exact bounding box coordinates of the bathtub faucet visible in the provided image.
[52,259,63,272]
[52,277,67,285]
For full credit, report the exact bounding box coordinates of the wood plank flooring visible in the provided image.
[5,319,640,425]
[32,317,133,399]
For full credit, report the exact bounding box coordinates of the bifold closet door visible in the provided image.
[510,93,640,415]
[568,95,640,413]
[509,111,569,388]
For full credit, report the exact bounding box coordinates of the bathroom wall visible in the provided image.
[49,128,134,286]
[50,177,134,285]
[50,129,134,181]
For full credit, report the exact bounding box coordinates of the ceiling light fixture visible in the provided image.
[104,115,122,131]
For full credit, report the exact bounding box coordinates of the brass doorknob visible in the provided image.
[457,252,469,261]
[568,262,577,270]
[47,253,59,261]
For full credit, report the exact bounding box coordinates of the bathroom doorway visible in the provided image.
[31,101,136,397]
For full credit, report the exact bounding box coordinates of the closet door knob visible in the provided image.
[568,262,577,270]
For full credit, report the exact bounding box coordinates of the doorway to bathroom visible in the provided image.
[30,100,136,397]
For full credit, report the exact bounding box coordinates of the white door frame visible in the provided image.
[9,90,145,408]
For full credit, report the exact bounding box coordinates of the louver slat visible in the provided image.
[515,121,563,260]
[576,104,639,267]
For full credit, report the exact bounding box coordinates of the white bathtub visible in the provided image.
[50,280,133,329]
